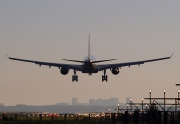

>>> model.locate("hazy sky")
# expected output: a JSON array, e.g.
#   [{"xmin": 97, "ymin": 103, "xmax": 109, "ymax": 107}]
[{"xmin": 0, "ymin": 0, "xmax": 180, "ymax": 106}]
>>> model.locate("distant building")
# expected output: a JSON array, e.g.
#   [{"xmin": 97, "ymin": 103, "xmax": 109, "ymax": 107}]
[
  {"xmin": 126, "ymin": 97, "xmax": 132, "ymax": 104},
  {"xmin": 110, "ymin": 98, "xmax": 118, "ymax": 106},
  {"xmin": 102, "ymin": 99, "xmax": 110, "ymax": 106},
  {"xmin": 77, "ymin": 103, "xmax": 88, "ymax": 106},
  {"xmin": 55, "ymin": 103, "xmax": 69, "ymax": 106},
  {"xmin": 102, "ymin": 98, "xmax": 118, "ymax": 106},
  {"xmin": 16, "ymin": 104, "xmax": 26, "ymax": 106},
  {"xmin": 89, "ymin": 99, "xmax": 96, "ymax": 105},
  {"xmin": 96, "ymin": 99, "xmax": 103, "ymax": 106},
  {"xmin": 72, "ymin": 97, "xmax": 78, "ymax": 105}
]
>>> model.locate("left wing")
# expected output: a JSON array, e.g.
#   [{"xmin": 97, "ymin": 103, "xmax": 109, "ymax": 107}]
[
  {"xmin": 7, "ymin": 56, "xmax": 82, "ymax": 71},
  {"xmin": 98, "ymin": 54, "xmax": 173, "ymax": 71}
]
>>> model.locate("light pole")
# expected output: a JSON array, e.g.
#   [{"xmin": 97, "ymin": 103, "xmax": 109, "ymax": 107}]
[
  {"xmin": 142, "ymin": 98, "xmax": 144, "ymax": 124},
  {"xmin": 149, "ymin": 89, "xmax": 152, "ymax": 106},
  {"xmin": 130, "ymin": 99, "xmax": 132, "ymax": 110},
  {"xmin": 175, "ymin": 99, "xmax": 177, "ymax": 112},
  {"xmin": 178, "ymin": 89, "xmax": 180, "ymax": 104},
  {"xmin": 142, "ymin": 98, "xmax": 144, "ymax": 112},
  {"xmin": 127, "ymin": 104, "xmax": 129, "ymax": 112},
  {"xmin": 109, "ymin": 109, "xmax": 111, "ymax": 118},
  {"xmin": 163, "ymin": 89, "xmax": 166, "ymax": 111},
  {"xmin": 136, "ymin": 104, "xmax": 139, "ymax": 110},
  {"xmin": 118, "ymin": 104, "xmax": 119, "ymax": 114}
]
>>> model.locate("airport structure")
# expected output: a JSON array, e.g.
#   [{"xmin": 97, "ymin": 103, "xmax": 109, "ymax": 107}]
[
  {"xmin": 113, "ymin": 89, "xmax": 180, "ymax": 124},
  {"xmin": 1, "ymin": 88, "xmax": 180, "ymax": 124}
]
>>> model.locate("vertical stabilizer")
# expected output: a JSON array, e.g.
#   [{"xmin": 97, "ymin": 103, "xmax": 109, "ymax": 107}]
[{"xmin": 88, "ymin": 34, "xmax": 90, "ymax": 59}]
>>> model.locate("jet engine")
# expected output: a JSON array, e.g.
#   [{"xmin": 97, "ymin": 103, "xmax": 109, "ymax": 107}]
[
  {"xmin": 111, "ymin": 68, "xmax": 119, "ymax": 75},
  {"xmin": 60, "ymin": 67, "xmax": 69, "ymax": 75}
]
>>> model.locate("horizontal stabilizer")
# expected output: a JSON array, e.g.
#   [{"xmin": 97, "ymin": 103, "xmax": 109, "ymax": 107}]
[
  {"xmin": 62, "ymin": 59, "xmax": 85, "ymax": 63},
  {"xmin": 62, "ymin": 59, "xmax": 117, "ymax": 63},
  {"xmin": 92, "ymin": 59, "xmax": 117, "ymax": 63}
]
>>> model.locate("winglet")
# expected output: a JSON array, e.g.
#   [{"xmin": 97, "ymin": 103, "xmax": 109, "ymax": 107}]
[
  {"xmin": 170, "ymin": 53, "xmax": 174, "ymax": 58},
  {"xmin": 5, "ymin": 53, "xmax": 10, "ymax": 58}
]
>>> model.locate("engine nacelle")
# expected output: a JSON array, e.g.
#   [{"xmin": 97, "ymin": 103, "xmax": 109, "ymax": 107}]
[
  {"xmin": 111, "ymin": 68, "xmax": 119, "ymax": 75},
  {"xmin": 60, "ymin": 67, "xmax": 69, "ymax": 75}
]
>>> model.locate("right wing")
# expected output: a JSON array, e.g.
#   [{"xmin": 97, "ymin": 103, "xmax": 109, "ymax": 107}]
[
  {"xmin": 7, "ymin": 56, "xmax": 82, "ymax": 71},
  {"xmin": 98, "ymin": 54, "xmax": 173, "ymax": 71}
]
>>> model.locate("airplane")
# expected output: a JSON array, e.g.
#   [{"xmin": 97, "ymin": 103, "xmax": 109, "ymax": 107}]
[{"xmin": 7, "ymin": 34, "xmax": 173, "ymax": 82}]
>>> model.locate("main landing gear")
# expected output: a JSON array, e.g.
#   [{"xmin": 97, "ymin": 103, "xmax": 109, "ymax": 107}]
[
  {"xmin": 72, "ymin": 70, "xmax": 78, "ymax": 82},
  {"xmin": 102, "ymin": 70, "xmax": 108, "ymax": 82}
]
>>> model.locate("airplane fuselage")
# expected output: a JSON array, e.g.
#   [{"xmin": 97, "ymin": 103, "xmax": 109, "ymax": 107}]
[{"xmin": 81, "ymin": 59, "xmax": 98, "ymax": 74}]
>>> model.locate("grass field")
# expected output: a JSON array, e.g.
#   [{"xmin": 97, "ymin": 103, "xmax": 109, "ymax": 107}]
[
  {"xmin": 0, "ymin": 114, "xmax": 117, "ymax": 124},
  {"xmin": 1, "ymin": 112, "xmax": 180, "ymax": 124}
]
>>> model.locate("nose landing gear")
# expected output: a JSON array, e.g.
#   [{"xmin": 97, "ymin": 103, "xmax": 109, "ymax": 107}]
[
  {"xmin": 102, "ymin": 70, "xmax": 108, "ymax": 82},
  {"xmin": 72, "ymin": 70, "xmax": 78, "ymax": 82}
]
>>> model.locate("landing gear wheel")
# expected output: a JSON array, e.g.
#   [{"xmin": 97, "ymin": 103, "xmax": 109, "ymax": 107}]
[
  {"xmin": 72, "ymin": 75, "xmax": 78, "ymax": 82},
  {"xmin": 102, "ymin": 75, "xmax": 108, "ymax": 82},
  {"xmin": 102, "ymin": 70, "xmax": 108, "ymax": 82},
  {"xmin": 72, "ymin": 70, "xmax": 78, "ymax": 82}
]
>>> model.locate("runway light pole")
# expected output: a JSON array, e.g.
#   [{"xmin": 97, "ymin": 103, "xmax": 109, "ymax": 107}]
[
  {"xmin": 142, "ymin": 98, "xmax": 144, "ymax": 112},
  {"xmin": 149, "ymin": 89, "xmax": 152, "ymax": 106},
  {"xmin": 109, "ymin": 109, "xmax": 111, "ymax": 118},
  {"xmin": 130, "ymin": 99, "xmax": 132, "ymax": 110},
  {"xmin": 164, "ymin": 89, "xmax": 166, "ymax": 111},
  {"xmin": 118, "ymin": 104, "xmax": 119, "ymax": 114},
  {"xmin": 178, "ymin": 89, "xmax": 180, "ymax": 104},
  {"xmin": 175, "ymin": 99, "xmax": 177, "ymax": 112},
  {"xmin": 127, "ymin": 104, "xmax": 129, "ymax": 112},
  {"xmin": 136, "ymin": 104, "xmax": 139, "ymax": 110}
]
